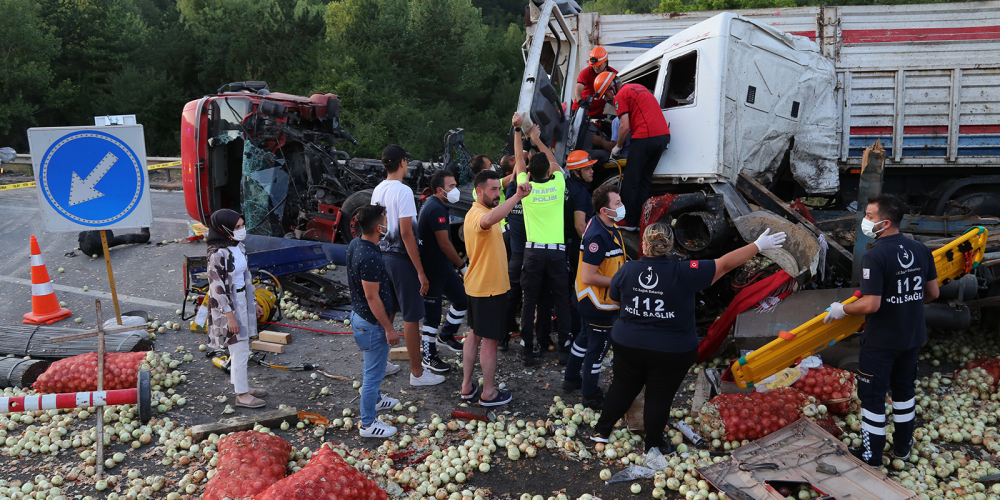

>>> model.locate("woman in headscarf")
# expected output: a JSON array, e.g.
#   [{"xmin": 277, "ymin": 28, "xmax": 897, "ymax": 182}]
[
  {"xmin": 206, "ymin": 209, "xmax": 266, "ymax": 408},
  {"xmin": 589, "ymin": 222, "xmax": 786, "ymax": 454}
]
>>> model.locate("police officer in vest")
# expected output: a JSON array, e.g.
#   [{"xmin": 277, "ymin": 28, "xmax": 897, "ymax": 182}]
[
  {"xmin": 517, "ymin": 124, "xmax": 571, "ymax": 366},
  {"xmin": 823, "ymin": 194, "xmax": 939, "ymax": 467},
  {"xmin": 564, "ymin": 184, "xmax": 626, "ymax": 409}
]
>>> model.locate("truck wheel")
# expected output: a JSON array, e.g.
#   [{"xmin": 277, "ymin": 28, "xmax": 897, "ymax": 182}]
[
  {"xmin": 338, "ymin": 189, "xmax": 373, "ymax": 242},
  {"xmin": 944, "ymin": 192, "xmax": 1000, "ymax": 218}
]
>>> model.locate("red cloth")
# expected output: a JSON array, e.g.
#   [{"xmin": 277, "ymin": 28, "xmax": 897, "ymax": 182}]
[
  {"xmin": 577, "ymin": 65, "xmax": 617, "ymax": 117},
  {"xmin": 698, "ymin": 270, "xmax": 793, "ymax": 362},
  {"xmin": 613, "ymin": 83, "xmax": 670, "ymax": 138},
  {"xmin": 640, "ymin": 193, "xmax": 678, "ymax": 238}
]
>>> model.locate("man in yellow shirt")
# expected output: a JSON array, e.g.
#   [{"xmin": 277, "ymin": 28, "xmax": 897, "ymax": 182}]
[{"xmin": 461, "ymin": 170, "xmax": 530, "ymax": 407}]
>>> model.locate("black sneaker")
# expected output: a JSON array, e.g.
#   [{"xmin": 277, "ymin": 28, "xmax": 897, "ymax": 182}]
[
  {"xmin": 849, "ymin": 447, "xmax": 882, "ymax": 467},
  {"xmin": 562, "ymin": 378, "xmax": 582, "ymax": 393},
  {"xmin": 892, "ymin": 449, "xmax": 911, "ymax": 461},
  {"xmin": 589, "ymin": 434, "xmax": 609, "ymax": 444},
  {"xmin": 498, "ymin": 340, "xmax": 510, "ymax": 352},
  {"xmin": 645, "ymin": 443, "xmax": 676, "ymax": 456},
  {"xmin": 582, "ymin": 390, "xmax": 605, "ymax": 410},
  {"xmin": 421, "ymin": 355, "xmax": 452, "ymax": 374},
  {"xmin": 437, "ymin": 336, "xmax": 464, "ymax": 353}
]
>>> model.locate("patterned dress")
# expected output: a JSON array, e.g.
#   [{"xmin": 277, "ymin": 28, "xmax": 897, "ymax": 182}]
[{"xmin": 206, "ymin": 243, "xmax": 258, "ymax": 348}]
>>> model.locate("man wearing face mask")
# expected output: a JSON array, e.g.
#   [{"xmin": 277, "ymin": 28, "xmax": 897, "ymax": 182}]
[
  {"xmin": 823, "ymin": 194, "xmax": 939, "ymax": 467},
  {"xmin": 563, "ymin": 185, "xmax": 626, "ymax": 408},
  {"xmin": 417, "ymin": 170, "xmax": 468, "ymax": 373}
]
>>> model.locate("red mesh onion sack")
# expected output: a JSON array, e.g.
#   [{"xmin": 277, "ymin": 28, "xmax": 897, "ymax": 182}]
[
  {"xmin": 32, "ymin": 351, "xmax": 148, "ymax": 393},
  {"xmin": 955, "ymin": 356, "xmax": 1000, "ymax": 400},
  {"xmin": 256, "ymin": 444, "xmax": 386, "ymax": 500},
  {"xmin": 203, "ymin": 431, "xmax": 292, "ymax": 500},
  {"xmin": 791, "ymin": 364, "xmax": 858, "ymax": 415},
  {"xmin": 699, "ymin": 387, "xmax": 813, "ymax": 443}
]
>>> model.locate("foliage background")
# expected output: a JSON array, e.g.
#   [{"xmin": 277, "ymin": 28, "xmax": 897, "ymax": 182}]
[{"xmin": 0, "ymin": 0, "xmax": 966, "ymax": 159}]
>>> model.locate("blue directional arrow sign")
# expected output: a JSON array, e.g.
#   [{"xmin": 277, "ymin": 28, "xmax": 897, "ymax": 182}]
[{"xmin": 28, "ymin": 126, "xmax": 152, "ymax": 231}]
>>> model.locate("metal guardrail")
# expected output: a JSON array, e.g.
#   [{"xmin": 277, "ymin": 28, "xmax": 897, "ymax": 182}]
[{"xmin": 1, "ymin": 155, "xmax": 183, "ymax": 191}]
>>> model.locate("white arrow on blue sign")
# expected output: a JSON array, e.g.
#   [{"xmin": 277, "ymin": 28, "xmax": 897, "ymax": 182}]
[{"xmin": 28, "ymin": 126, "xmax": 152, "ymax": 232}]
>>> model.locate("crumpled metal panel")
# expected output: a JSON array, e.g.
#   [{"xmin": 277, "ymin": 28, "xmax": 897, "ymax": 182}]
[{"xmin": 698, "ymin": 418, "xmax": 919, "ymax": 500}]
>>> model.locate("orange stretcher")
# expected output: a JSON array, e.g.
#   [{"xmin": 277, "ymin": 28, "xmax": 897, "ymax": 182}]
[{"xmin": 730, "ymin": 226, "xmax": 989, "ymax": 389}]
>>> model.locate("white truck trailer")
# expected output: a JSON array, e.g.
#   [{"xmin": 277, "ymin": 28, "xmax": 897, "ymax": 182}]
[{"xmin": 519, "ymin": 0, "xmax": 1000, "ymax": 217}]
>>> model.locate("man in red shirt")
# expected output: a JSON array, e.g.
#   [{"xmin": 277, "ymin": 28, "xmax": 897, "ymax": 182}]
[
  {"xmin": 574, "ymin": 47, "xmax": 616, "ymax": 119},
  {"xmin": 594, "ymin": 71, "xmax": 671, "ymax": 229}
]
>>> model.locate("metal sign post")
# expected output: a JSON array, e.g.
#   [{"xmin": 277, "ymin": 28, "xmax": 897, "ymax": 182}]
[
  {"xmin": 94, "ymin": 301, "xmax": 106, "ymax": 480},
  {"xmin": 27, "ymin": 125, "xmax": 152, "ymax": 323}
]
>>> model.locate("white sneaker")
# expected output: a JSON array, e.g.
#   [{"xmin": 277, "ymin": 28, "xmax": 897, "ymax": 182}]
[
  {"xmin": 359, "ymin": 419, "xmax": 397, "ymax": 438},
  {"xmin": 385, "ymin": 361, "xmax": 401, "ymax": 376},
  {"xmin": 376, "ymin": 393, "xmax": 399, "ymax": 411},
  {"xmin": 410, "ymin": 369, "xmax": 446, "ymax": 386}
]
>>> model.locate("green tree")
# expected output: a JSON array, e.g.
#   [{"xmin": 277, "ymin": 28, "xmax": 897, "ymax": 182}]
[
  {"xmin": 320, "ymin": 0, "xmax": 523, "ymax": 160},
  {"xmin": 0, "ymin": 0, "xmax": 59, "ymax": 150},
  {"xmin": 584, "ymin": 0, "xmax": 658, "ymax": 14},
  {"xmin": 177, "ymin": 0, "xmax": 326, "ymax": 96}
]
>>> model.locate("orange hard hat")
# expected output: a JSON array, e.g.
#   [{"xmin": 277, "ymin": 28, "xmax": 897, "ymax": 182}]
[
  {"xmin": 594, "ymin": 71, "xmax": 618, "ymax": 100},
  {"xmin": 589, "ymin": 47, "xmax": 608, "ymax": 68},
  {"xmin": 566, "ymin": 150, "xmax": 597, "ymax": 170}
]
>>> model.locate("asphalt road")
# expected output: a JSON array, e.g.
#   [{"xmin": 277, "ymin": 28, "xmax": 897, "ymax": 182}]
[{"xmin": 0, "ymin": 187, "xmax": 639, "ymax": 498}]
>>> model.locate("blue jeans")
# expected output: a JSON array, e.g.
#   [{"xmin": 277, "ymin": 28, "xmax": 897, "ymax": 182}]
[{"xmin": 351, "ymin": 312, "xmax": 389, "ymax": 427}]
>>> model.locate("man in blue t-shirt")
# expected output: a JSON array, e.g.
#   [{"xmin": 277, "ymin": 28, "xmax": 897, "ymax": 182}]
[
  {"xmin": 346, "ymin": 204, "xmax": 401, "ymax": 438},
  {"xmin": 824, "ymin": 194, "xmax": 939, "ymax": 467},
  {"xmin": 417, "ymin": 171, "xmax": 468, "ymax": 374}
]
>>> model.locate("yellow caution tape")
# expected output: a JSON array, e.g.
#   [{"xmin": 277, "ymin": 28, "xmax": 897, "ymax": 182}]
[
  {"xmin": 0, "ymin": 181, "xmax": 36, "ymax": 191},
  {"xmin": 1, "ymin": 160, "xmax": 180, "ymax": 194},
  {"xmin": 148, "ymin": 161, "xmax": 182, "ymax": 170}
]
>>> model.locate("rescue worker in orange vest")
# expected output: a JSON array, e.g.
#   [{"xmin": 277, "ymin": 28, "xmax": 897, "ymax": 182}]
[
  {"xmin": 574, "ymin": 47, "xmax": 617, "ymax": 119},
  {"xmin": 594, "ymin": 71, "xmax": 671, "ymax": 230}
]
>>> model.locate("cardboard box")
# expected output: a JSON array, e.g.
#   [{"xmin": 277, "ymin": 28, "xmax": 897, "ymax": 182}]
[
  {"xmin": 251, "ymin": 341, "xmax": 285, "ymax": 353},
  {"xmin": 389, "ymin": 347, "xmax": 409, "ymax": 360},
  {"xmin": 258, "ymin": 330, "xmax": 291, "ymax": 345}
]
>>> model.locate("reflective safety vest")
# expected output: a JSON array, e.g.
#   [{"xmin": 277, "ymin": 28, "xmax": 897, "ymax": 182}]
[
  {"xmin": 575, "ymin": 218, "xmax": 625, "ymax": 314},
  {"xmin": 518, "ymin": 171, "xmax": 566, "ymax": 245}
]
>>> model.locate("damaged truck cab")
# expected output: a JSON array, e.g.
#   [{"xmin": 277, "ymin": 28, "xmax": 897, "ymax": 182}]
[
  {"xmin": 614, "ymin": 13, "xmax": 839, "ymax": 194},
  {"xmin": 181, "ymin": 82, "xmax": 363, "ymax": 242}
]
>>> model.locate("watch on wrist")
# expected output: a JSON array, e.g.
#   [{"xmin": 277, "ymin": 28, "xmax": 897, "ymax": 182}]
[{"xmin": 514, "ymin": 127, "xmax": 522, "ymax": 132}]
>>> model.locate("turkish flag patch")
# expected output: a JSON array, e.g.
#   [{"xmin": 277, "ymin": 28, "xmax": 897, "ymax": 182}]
[
  {"xmin": 438, "ymin": 217, "xmax": 447, "ymax": 224},
  {"xmin": 588, "ymin": 242, "xmax": 599, "ymax": 253},
  {"xmin": 690, "ymin": 261, "xmax": 699, "ymax": 269}
]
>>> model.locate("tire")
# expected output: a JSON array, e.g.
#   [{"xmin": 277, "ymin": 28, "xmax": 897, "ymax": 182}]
[
  {"xmin": 337, "ymin": 188, "xmax": 373, "ymax": 243},
  {"xmin": 943, "ymin": 192, "xmax": 1000, "ymax": 218}
]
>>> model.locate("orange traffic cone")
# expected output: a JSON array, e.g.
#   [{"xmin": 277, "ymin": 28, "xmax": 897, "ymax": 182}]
[{"xmin": 23, "ymin": 235, "xmax": 72, "ymax": 325}]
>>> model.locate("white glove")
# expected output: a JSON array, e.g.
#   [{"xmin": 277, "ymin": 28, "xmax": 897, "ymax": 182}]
[
  {"xmin": 611, "ymin": 145, "xmax": 622, "ymax": 157},
  {"xmin": 460, "ymin": 265, "xmax": 468, "ymax": 277},
  {"xmin": 753, "ymin": 228, "xmax": 786, "ymax": 252},
  {"xmin": 823, "ymin": 302, "xmax": 846, "ymax": 323}
]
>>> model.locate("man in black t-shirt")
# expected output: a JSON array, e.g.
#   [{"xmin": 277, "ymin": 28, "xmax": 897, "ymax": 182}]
[
  {"xmin": 824, "ymin": 194, "xmax": 939, "ymax": 467},
  {"xmin": 417, "ymin": 171, "xmax": 468, "ymax": 374},
  {"xmin": 346, "ymin": 204, "xmax": 401, "ymax": 438}
]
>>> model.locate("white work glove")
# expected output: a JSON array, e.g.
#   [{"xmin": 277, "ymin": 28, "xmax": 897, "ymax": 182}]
[
  {"xmin": 460, "ymin": 265, "xmax": 468, "ymax": 277},
  {"xmin": 753, "ymin": 228, "xmax": 786, "ymax": 252},
  {"xmin": 611, "ymin": 145, "xmax": 622, "ymax": 157},
  {"xmin": 823, "ymin": 302, "xmax": 846, "ymax": 323}
]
